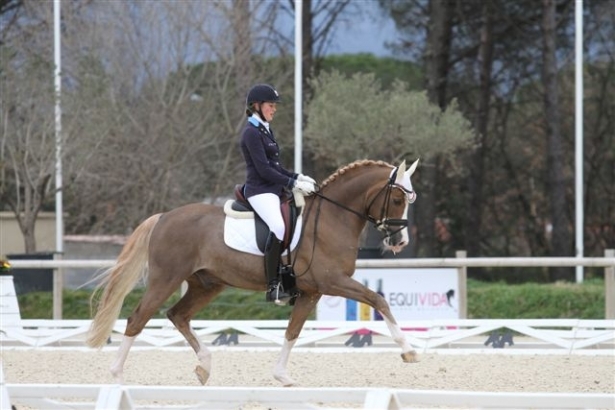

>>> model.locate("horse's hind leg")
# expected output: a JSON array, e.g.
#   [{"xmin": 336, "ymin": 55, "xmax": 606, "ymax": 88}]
[
  {"xmin": 273, "ymin": 293, "xmax": 321, "ymax": 386},
  {"xmin": 110, "ymin": 273, "xmax": 185, "ymax": 383},
  {"xmin": 166, "ymin": 276, "xmax": 226, "ymax": 385},
  {"xmin": 109, "ymin": 335, "xmax": 135, "ymax": 383}
]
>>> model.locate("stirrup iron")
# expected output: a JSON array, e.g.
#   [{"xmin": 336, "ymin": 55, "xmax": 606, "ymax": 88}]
[{"xmin": 267, "ymin": 281, "xmax": 291, "ymax": 306}]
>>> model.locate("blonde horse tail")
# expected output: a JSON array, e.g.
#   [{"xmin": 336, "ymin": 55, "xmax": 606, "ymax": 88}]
[{"xmin": 86, "ymin": 213, "xmax": 162, "ymax": 348}]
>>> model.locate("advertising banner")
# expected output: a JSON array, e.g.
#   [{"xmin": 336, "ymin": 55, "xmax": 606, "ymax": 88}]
[{"xmin": 316, "ymin": 268, "xmax": 460, "ymax": 321}]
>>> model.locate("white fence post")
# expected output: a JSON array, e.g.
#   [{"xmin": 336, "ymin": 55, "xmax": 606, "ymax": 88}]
[
  {"xmin": 605, "ymin": 249, "xmax": 615, "ymax": 320},
  {"xmin": 456, "ymin": 250, "xmax": 467, "ymax": 319}
]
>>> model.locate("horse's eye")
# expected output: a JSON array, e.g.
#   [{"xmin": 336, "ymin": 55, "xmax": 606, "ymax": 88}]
[{"xmin": 393, "ymin": 198, "xmax": 404, "ymax": 206}]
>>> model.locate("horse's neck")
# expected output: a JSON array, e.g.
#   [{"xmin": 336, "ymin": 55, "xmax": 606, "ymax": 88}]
[
  {"xmin": 323, "ymin": 166, "xmax": 386, "ymax": 206},
  {"xmin": 311, "ymin": 166, "xmax": 388, "ymax": 238}
]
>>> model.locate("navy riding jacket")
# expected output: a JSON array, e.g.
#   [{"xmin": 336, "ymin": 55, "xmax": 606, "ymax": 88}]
[{"xmin": 240, "ymin": 116, "xmax": 297, "ymax": 198}]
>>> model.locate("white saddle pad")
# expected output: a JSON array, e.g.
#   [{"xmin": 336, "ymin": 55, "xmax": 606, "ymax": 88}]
[{"xmin": 223, "ymin": 200, "xmax": 302, "ymax": 256}]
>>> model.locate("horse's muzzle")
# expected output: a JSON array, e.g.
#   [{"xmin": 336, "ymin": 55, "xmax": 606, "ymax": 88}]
[{"xmin": 382, "ymin": 230, "xmax": 408, "ymax": 254}]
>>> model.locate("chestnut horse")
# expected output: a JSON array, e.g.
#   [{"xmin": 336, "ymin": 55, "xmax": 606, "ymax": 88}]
[{"xmin": 86, "ymin": 159, "xmax": 419, "ymax": 386}]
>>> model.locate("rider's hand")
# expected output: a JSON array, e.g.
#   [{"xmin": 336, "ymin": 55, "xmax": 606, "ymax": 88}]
[
  {"xmin": 294, "ymin": 180, "xmax": 316, "ymax": 195},
  {"xmin": 297, "ymin": 174, "xmax": 316, "ymax": 185}
]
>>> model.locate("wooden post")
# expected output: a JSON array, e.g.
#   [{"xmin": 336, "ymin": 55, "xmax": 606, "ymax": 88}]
[
  {"xmin": 456, "ymin": 250, "xmax": 467, "ymax": 319},
  {"xmin": 605, "ymin": 249, "xmax": 614, "ymax": 320}
]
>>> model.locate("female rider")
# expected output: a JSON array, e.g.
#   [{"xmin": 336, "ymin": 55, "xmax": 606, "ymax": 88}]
[{"xmin": 240, "ymin": 84, "xmax": 316, "ymax": 305}]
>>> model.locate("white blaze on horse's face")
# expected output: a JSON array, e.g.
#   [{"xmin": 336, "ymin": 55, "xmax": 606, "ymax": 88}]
[{"xmin": 382, "ymin": 159, "xmax": 419, "ymax": 254}]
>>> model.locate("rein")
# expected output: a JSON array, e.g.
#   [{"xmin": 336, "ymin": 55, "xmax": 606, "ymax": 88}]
[{"xmin": 313, "ymin": 190, "xmax": 376, "ymax": 225}]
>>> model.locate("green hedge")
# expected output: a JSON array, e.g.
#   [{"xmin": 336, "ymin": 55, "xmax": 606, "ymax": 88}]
[
  {"xmin": 17, "ymin": 279, "xmax": 606, "ymax": 320},
  {"xmin": 466, "ymin": 279, "xmax": 605, "ymax": 319}
]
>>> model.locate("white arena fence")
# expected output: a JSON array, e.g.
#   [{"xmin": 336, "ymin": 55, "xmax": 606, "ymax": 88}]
[
  {"xmin": 1, "ymin": 318, "xmax": 614, "ymax": 353},
  {"xmin": 4, "ymin": 250, "xmax": 615, "ymax": 320},
  {"xmin": 1, "ymin": 321, "xmax": 613, "ymax": 410},
  {"xmin": 2, "ymin": 382, "xmax": 614, "ymax": 410},
  {"xmin": 2, "ymin": 269, "xmax": 614, "ymax": 410}
]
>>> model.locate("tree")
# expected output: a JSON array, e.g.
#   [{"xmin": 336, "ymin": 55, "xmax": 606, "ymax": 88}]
[
  {"xmin": 0, "ymin": 1, "xmax": 298, "ymax": 242},
  {"xmin": 419, "ymin": 0, "xmax": 454, "ymax": 258},
  {"xmin": 4, "ymin": 0, "xmax": 613, "ymax": 271},
  {"xmin": 465, "ymin": 1, "xmax": 494, "ymax": 260},
  {"xmin": 0, "ymin": 0, "xmax": 22, "ymax": 37},
  {"xmin": 303, "ymin": 69, "xmax": 473, "ymax": 256},
  {"xmin": 542, "ymin": 0, "xmax": 573, "ymax": 280},
  {"xmin": 304, "ymin": 71, "xmax": 473, "ymax": 176},
  {"xmin": 0, "ymin": 53, "xmax": 56, "ymax": 252},
  {"xmin": 376, "ymin": 0, "xmax": 583, "ymax": 265},
  {"xmin": 0, "ymin": 1, "xmax": 62, "ymax": 253},
  {"xmin": 581, "ymin": 1, "xmax": 615, "ymax": 255},
  {"xmin": 378, "ymin": 0, "xmax": 455, "ymax": 257},
  {"xmin": 279, "ymin": 0, "xmax": 356, "ymax": 177}
]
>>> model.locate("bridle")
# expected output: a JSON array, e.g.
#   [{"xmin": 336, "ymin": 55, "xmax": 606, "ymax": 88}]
[
  {"xmin": 313, "ymin": 167, "xmax": 416, "ymax": 241},
  {"xmin": 290, "ymin": 166, "xmax": 416, "ymax": 277}
]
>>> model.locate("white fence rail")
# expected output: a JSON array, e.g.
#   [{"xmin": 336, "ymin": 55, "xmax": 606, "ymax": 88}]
[
  {"xmin": 3, "ymin": 384, "xmax": 614, "ymax": 410},
  {"xmin": 5, "ymin": 250, "xmax": 615, "ymax": 319},
  {"xmin": 2, "ymin": 319, "xmax": 614, "ymax": 353}
]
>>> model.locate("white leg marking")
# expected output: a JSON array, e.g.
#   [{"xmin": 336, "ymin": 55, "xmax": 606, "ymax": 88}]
[
  {"xmin": 384, "ymin": 317, "xmax": 414, "ymax": 353},
  {"xmin": 192, "ymin": 328, "xmax": 212, "ymax": 385},
  {"xmin": 110, "ymin": 335, "xmax": 135, "ymax": 384},
  {"xmin": 196, "ymin": 343, "xmax": 211, "ymax": 371},
  {"xmin": 273, "ymin": 339, "xmax": 297, "ymax": 386}
]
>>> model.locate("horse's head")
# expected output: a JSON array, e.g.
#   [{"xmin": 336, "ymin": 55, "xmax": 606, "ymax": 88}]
[
  {"xmin": 317, "ymin": 159, "xmax": 419, "ymax": 255},
  {"xmin": 367, "ymin": 159, "xmax": 419, "ymax": 254}
]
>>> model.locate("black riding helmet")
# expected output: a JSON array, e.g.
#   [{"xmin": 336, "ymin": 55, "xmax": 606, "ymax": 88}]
[
  {"xmin": 247, "ymin": 84, "xmax": 281, "ymax": 105},
  {"xmin": 246, "ymin": 84, "xmax": 281, "ymax": 117}
]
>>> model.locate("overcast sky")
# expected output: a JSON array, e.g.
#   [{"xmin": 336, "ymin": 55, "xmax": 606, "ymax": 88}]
[
  {"xmin": 275, "ymin": 2, "xmax": 399, "ymax": 58},
  {"xmin": 326, "ymin": 10, "xmax": 398, "ymax": 57}
]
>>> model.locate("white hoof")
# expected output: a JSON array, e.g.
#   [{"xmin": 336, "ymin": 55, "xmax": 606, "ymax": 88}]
[
  {"xmin": 109, "ymin": 365, "xmax": 124, "ymax": 384},
  {"xmin": 110, "ymin": 372, "xmax": 123, "ymax": 384},
  {"xmin": 274, "ymin": 372, "xmax": 296, "ymax": 387}
]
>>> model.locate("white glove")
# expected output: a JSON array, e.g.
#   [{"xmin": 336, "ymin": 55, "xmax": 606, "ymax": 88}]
[
  {"xmin": 294, "ymin": 180, "xmax": 316, "ymax": 194},
  {"xmin": 298, "ymin": 173, "xmax": 316, "ymax": 184}
]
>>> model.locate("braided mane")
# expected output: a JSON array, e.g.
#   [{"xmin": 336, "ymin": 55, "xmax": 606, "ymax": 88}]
[{"xmin": 320, "ymin": 159, "xmax": 392, "ymax": 188}]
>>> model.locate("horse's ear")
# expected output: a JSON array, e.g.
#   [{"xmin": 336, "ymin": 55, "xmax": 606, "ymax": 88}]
[
  {"xmin": 395, "ymin": 160, "xmax": 406, "ymax": 183},
  {"xmin": 406, "ymin": 158, "xmax": 419, "ymax": 177}
]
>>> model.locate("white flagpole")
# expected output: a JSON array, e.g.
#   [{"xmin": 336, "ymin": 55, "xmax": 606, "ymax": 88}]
[
  {"xmin": 53, "ymin": 0, "xmax": 64, "ymax": 318},
  {"xmin": 575, "ymin": 0, "xmax": 584, "ymax": 283},
  {"xmin": 294, "ymin": 0, "xmax": 303, "ymax": 174}
]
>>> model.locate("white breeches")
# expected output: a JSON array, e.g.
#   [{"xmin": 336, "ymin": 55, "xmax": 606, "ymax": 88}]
[{"xmin": 247, "ymin": 193, "xmax": 285, "ymax": 241}]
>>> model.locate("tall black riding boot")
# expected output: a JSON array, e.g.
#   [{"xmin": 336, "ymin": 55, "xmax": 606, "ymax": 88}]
[{"xmin": 264, "ymin": 233, "xmax": 291, "ymax": 305}]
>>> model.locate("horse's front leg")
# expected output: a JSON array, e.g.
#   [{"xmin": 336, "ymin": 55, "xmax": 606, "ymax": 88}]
[
  {"xmin": 382, "ymin": 316, "xmax": 419, "ymax": 363},
  {"xmin": 274, "ymin": 293, "xmax": 322, "ymax": 386},
  {"xmin": 327, "ymin": 276, "xmax": 418, "ymax": 363},
  {"xmin": 372, "ymin": 298, "xmax": 418, "ymax": 362}
]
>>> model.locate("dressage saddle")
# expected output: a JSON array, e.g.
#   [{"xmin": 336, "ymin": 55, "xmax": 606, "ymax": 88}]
[{"xmin": 229, "ymin": 184, "xmax": 302, "ymax": 254}]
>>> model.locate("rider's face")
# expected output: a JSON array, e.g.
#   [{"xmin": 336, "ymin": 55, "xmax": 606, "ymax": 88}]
[{"xmin": 259, "ymin": 102, "xmax": 277, "ymax": 122}]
